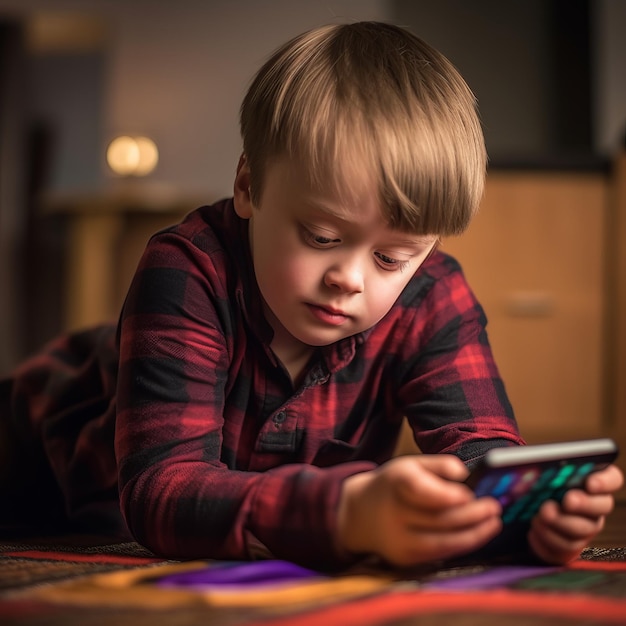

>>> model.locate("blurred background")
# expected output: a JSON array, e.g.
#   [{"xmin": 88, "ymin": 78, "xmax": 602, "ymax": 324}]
[{"xmin": 0, "ymin": 0, "xmax": 625, "ymax": 450}]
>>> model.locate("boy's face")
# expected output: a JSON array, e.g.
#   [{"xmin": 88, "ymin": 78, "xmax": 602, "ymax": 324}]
[{"xmin": 234, "ymin": 156, "xmax": 437, "ymax": 353}]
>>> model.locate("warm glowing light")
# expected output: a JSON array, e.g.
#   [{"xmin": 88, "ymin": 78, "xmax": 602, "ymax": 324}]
[{"xmin": 106, "ymin": 135, "xmax": 159, "ymax": 176}]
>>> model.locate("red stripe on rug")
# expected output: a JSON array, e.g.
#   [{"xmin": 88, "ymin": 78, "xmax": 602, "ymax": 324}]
[
  {"xmin": 571, "ymin": 560, "xmax": 626, "ymax": 571},
  {"xmin": 3, "ymin": 550, "xmax": 164, "ymax": 565},
  {"xmin": 251, "ymin": 589, "xmax": 626, "ymax": 626},
  {"xmin": 0, "ymin": 599, "xmax": 65, "ymax": 618}
]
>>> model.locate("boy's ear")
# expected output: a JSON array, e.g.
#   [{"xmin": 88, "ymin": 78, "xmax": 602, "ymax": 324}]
[{"xmin": 233, "ymin": 154, "xmax": 253, "ymax": 219}]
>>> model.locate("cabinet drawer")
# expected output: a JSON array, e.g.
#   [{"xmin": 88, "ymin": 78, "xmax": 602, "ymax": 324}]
[{"xmin": 443, "ymin": 172, "xmax": 608, "ymax": 442}]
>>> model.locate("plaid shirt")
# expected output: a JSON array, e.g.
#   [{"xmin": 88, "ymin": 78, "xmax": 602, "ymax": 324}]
[
  {"xmin": 6, "ymin": 198, "xmax": 523, "ymax": 569},
  {"xmin": 114, "ymin": 199, "xmax": 522, "ymax": 569}
]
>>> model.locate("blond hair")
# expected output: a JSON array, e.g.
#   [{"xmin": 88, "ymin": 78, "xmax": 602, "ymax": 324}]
[{"xmin": 240, "ymin": 22, "xmax": 486, "ymax": 236}]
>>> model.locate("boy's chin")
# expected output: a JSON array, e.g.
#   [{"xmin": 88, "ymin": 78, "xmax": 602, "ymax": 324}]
[{"xmin": 293, "ymin": 330, "xmax": 361, "ymax": 348}]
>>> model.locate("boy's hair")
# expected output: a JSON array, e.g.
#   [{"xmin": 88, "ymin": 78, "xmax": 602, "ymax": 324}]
[{"xmin": 240, "ymin": 21, "xmax": 486, "ymax": 236}]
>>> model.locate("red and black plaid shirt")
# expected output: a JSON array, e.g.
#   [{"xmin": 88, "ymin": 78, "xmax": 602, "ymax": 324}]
[
  {"xmin": 7, "ymin": 198, "xmax": 523, "ymax": 569},
  {"xmin": 115, "ymin": 199, "xmax": 522, "ymax": 567}
]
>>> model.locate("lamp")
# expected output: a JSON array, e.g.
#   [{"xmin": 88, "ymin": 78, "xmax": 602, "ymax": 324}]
[{"xmin": 106, "ymin": 135, "xmax": 159, "ymax": 177}]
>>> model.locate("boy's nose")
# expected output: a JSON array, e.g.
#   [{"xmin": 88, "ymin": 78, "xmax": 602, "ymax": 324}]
[{"xmin": 323, "ymin": 260, "xmax": 365, "ymax": 293}]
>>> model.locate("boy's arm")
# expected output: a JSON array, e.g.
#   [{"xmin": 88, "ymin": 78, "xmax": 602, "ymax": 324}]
[
  {"xmin": 115, "ymin": 229, "xmax": 373, "ymax": 569},
  {"xmin": 398, "ymin": 254, "xmax": 525, "ymax": 464}
]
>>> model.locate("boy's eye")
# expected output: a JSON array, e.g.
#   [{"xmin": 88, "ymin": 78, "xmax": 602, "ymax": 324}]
[
  {"xmin": 313, "ymin": 235, "xmax": 335, "ymax": 245},
  {"xmin": 302, "ymin": 228, "xmax": 340, "ymax": 248},
  {"xmin": 374, "ymin": 251, "xmax": 410, "ymax": 272}
]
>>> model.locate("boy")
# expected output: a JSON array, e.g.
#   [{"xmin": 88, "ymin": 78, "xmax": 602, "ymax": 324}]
[{"xmin": 1, "ymin": 22, "xmax": 622, "ymax": 571}]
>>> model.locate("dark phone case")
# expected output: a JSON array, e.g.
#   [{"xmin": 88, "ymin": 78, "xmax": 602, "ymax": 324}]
[{"xmin": 459, "ymin": 438, "xmax": 619, "ymax": 562}]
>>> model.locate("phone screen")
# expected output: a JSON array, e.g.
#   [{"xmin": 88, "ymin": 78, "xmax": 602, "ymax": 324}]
[{"xmin": 469, "ymin": 454, "xmax": 611, "ymax": 524}]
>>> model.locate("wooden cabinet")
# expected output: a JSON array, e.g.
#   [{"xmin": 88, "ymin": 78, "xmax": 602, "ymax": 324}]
[
  {"xmin": 611, "ymin": 153, "xmax": 626, "ymax": 455},
  {"xmin": 443, "ymin": 170, "xmax": 609, "ymax": 444},
  {"xmin": 44, "ymin": 185, "xmax": 204, "ymax": 331}
]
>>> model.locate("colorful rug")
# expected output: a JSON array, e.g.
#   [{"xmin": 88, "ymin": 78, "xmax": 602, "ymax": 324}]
[{"xmin": 1, "ymin": 538, "xmax": 625, "ymax": 625}]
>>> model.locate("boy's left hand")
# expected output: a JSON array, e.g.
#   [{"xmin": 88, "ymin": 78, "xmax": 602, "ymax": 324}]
[{"xmin": 527, "ymin": 464, "xmax": 624, "ymax": 564}]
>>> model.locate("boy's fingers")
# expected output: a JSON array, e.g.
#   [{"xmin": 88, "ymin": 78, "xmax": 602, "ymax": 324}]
[
  {"xmin": 393, "ymin": 456, "xmax": 472, "ymax": 509},
  {"xmin": 405, "ymin": 496, "xmax": 501, "ymax": 532},
  {"xmin": 537, "ymin": 500, "xmax": 605, "ymax": 538},
  {"xmin": 561, "ymin": 489, "xmax": 615, "ymax": 518},
  {"xmin": 415, "ymin": 454, "xmax": 470, "ymax": 482},
  {"xmin": 585, "ymin": 464, "xmax": 624, "ymax": 493},
  {"xmin": 527, "ymin": 524, "xmax": 587, "ymax": 565},
  {"xmin": 402, "ymin": 515, "xmax": 502, "ymax": 564}
]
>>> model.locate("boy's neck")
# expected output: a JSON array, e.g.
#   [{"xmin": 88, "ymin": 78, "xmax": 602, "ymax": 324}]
[
  {"xmin": 269, "ymin": 330, "xmax": 315, "ymax": 386},
  {"xmin": 263, "ymin": 304, "xmax": 316, "ymax": 385},
  {"xmin": 275, "ymin": 347, "xmax": 315, "ymax": 387}
]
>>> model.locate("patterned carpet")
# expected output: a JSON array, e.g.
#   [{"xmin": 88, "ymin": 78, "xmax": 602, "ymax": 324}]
[
  {"xmin": 0, "ymin": 498, "xmax": 623, "ymax": 625},
  {"xmin": 1, "ymin": 535, "xmax": 625, "ymax": 626}
]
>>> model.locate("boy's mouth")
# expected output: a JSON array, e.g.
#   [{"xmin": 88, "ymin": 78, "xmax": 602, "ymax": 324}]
[{"xmin": 306, "ymin": 303, "xmax": 350, "ymax": 325}]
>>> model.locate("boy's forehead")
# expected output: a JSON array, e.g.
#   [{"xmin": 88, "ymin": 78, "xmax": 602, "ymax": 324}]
[
  {"xmin": 266, "ymin": 157, "xmax": 372, "ymax": 211},
  {"xmin": 269, "ymin": 151, "xmax": 380, "ymax": 208}
]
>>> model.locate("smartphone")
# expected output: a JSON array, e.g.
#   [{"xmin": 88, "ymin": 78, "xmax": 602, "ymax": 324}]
[{"xmin": 461, "ymin": 438, "xmax": 619, "ymax": 561}]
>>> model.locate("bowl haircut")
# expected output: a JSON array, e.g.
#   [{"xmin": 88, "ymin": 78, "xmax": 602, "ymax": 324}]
[{"xmin": 240, "ymin": 21, "xmax": 487, "ymax": 237}]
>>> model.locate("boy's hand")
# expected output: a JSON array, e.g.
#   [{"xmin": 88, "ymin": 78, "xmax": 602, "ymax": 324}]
[
  {"xmin": 527, "ymin": 464, "xmax": 624, "ymax": 564},
  {"xmin": 336, "ymin": 455, "xmax": 502, "ymax": 567}
]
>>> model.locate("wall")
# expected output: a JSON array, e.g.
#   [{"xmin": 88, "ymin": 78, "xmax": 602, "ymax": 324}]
[
  {"xmin": 0, "ymin": 0, "xmax": 390, "ymax": 199},
  {"xmin": 392, "ymin": 0, "xmax": 556, "ymax": 162},
  {"xmin": 105, "ymin": 0, "xmax": 390, "ymax": 198},
  {"xmin": 595, "ymin": 0, "xmax": 626, "ymax": 153},
  {"xmin": 1, "ymin": 0, "xmax": 624, "ymax": 195},
  {"xmin": 392, "ymin": 0, "xmax": 626, "ymax": 161},
  {"xmin": 27, "ymin": 51, "xmax": 105, "ymax": 190}
]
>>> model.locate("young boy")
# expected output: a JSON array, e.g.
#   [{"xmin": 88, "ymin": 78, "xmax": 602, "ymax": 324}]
[{"xmin": 1, "ymin": 22, "xmax": 622, "ymax": 571}]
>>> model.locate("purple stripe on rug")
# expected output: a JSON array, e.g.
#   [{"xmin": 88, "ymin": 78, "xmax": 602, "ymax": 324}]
[{"xmin": 423, "ymin": 565, "xmax": 562, "ymax": 591}]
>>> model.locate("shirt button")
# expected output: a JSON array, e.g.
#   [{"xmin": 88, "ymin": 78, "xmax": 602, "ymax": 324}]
[{"xmin": 273, "ymin": 411, "xmax": 287, "ymax": 428}]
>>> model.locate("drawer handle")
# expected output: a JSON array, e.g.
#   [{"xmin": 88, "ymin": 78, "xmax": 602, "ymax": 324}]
[{"xmin": 504, "ymin": 291, "xmax": 555, "ymax": 317}]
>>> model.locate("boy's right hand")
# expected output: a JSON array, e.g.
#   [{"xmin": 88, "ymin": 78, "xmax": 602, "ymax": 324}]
[{"xmin": 336, "ymin": 455, "xmax": 502, "ymax": 567}]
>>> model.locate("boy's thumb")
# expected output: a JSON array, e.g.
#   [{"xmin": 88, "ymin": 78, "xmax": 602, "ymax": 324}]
[{"xmin": 411, "ymin": 454, "xmax": 469, "ymax": 482}]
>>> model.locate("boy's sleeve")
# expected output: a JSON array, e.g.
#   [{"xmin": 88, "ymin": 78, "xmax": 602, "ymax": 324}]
[
  {"xmin": 115, "ymin": 230, "xmax": 372, "ymax": 570},
  {"xmin": 399, "ymin": 255, "xmax": 525, "ymax": 467}
]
